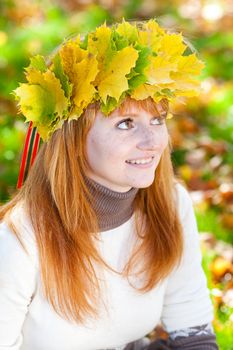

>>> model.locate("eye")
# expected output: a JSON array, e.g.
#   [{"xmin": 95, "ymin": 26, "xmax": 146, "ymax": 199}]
[
  {"xmin": 116, "ymin": 118, "xmax": 135, "ymax": 130},
  {"xmin": 151, "ymin": 116, "xmax": 166, "ymax": 125}
]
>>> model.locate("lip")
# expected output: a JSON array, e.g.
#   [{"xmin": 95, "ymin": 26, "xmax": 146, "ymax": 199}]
[
  {"xmin": 126, "ymin": 156, "xmax": 155, "ymax": 162},
  {"xmin": 125, "ymin": 157, "xmax": 154, "ymax": 168}
]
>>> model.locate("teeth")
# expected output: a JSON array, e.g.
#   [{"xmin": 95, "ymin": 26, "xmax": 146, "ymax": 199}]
[{"xmin": 127, "ymin": 157, "xmax": 153, "ymax": 165}]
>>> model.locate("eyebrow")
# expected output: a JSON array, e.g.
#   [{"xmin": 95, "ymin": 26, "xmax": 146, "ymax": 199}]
[
  {"xmin": 118, "ymin": 112, "xmax": 140, "ymax": 117},
  {"xmin": 110, "ymin": 111, "xmax": 167, "ymax": 119}
]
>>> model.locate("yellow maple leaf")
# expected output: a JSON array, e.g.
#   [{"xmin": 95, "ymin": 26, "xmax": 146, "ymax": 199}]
[
  {"xmin": 14, "ymin": 69, "xmax": 68, "ymax": 140},
  {"xmin": 14, "ymin": 84, "xmax": 51, "ymax": 123},
  {"xmin": 87, "ymin": 23, "xmax": 112, "ymax": 72},
  {"xmin": 176, "ymin": 53, "xmax": 205, "ymax": 75},
  {"xmin": 97, "ymin": 46, "xmax": 138, "ymax": 104},
  {"xmin": 138, "ymin": 19, "xmax": 164, "ymax": 52},
  {"xmin": 28, "ymin": 69, "xmax": 68, "ymax": 117},
  {"xmin": 59, "ymin": 40, "xmax": 87, "ymax": 82},
  {"xmin": 171, "ymin": 80, "xmax": 202, "ymax": 97},
  {"xmin": 166, "ymin": 54, "xmax": 205, "ymax": 96},
  {"xmin": 71, "ymin": 53, "xmax": 99, "ymax": 118},
  {"xmin": 58, "ymin": 40, "xmax": 99, "ymax": 117},
  {"xmin": 116, "ymin": 19, "xmax": 138, "ymax": 43},
  {"xmin": 158, "ymin": 33, "xmax": 186, "ymax": 59},
  {"xmin": 130, "ymin": 83, "xmax": 160, "ymax": 100},
  {"xmin": 142, "ymin": 19, "xmax": 165, "ymax": 36},
  {"xmin": 14, "ymin": 84, "xmax": 58, "ymax": 140},
  {"xmin": 145, "ymin": 55, "xmax": 177, "ymax": 84},
  {"xmin": 173, "ymin": 88, "xmax": 201, "ymax": 97}
]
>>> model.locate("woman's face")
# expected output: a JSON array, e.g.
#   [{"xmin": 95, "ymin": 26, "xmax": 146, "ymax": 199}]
[{"xmin": 85, "ymin": 103, "xmax": 169, "ymax": 192}]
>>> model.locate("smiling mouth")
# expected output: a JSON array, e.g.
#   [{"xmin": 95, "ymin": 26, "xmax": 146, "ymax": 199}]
[{"xmin": 125, "ymin": 156, "xmax": 154, "ymax": 165}]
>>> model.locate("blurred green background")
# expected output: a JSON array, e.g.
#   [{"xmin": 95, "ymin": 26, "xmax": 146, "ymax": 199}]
[{"xmin": 0, "ymin": 0, "xmax": 233, "ymax": 349}]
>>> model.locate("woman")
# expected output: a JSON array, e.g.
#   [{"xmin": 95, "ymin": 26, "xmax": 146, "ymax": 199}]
[{"xmin": 0, "ymin": 19, "xmax": 218, "ymax": 349}]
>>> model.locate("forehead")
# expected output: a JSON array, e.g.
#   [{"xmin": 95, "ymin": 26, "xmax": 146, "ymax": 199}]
[
  {"xmin": 92, "ymin": 98, "xmax": 169, "ymax": 125},
  {"xmin": 109, "ymin": 100, "xmax": 167, "ymax": 119}
]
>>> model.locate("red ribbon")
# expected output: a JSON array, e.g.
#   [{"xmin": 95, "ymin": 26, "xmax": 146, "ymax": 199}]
[{"xmin": 17, "ymin": 122, "xmax": 41, "ymax": 189}]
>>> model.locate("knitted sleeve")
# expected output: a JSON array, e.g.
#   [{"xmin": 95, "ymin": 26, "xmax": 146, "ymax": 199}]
[
  {"xmin": 167, "ymin": 322, "xmax": 219, "ymax": 349},
  {"xmin": 125, "ymin": 325, "xmax": 219, "ymax": 350}
]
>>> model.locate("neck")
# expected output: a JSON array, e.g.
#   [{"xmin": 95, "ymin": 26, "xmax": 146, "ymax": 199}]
[{"xmin": 83, "ymin": 175, "xmax": 139, "ymax": 232}]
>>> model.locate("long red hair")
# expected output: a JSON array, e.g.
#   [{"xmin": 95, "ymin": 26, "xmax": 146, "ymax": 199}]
[{"xmin": 0, "ymin": 96, "xmax": 183, "ymax": 323}]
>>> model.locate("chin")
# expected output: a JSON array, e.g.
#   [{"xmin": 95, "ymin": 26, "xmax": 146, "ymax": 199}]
[{"xmin": 130, "ymin": 178, "xmax": 155, "ymax": 189}]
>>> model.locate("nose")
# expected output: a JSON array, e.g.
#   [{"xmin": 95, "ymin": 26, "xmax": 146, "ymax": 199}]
[{"xmin": 136, "ymin": 128, "xmax": 161, "ymax": 151}]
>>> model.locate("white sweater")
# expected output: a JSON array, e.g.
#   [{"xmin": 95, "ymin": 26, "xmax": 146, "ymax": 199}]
[{"xmin": 0, "ymin": 184, "xmax": 213, "ymax": 350}]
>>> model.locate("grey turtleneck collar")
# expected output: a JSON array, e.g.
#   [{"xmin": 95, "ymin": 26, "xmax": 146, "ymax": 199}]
[{"xmin": 84, "ymin": 176, "xmax": 139, "ymax": 232}]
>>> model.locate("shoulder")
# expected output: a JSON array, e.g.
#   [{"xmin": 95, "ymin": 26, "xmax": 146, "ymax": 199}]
[
  {"xmin": 0, "ymin": 203, "xmax": 38, "ymax": 306},
  {"xmin": 0, "ymin": 202, "xmax": 38, "ymax": 268},
  {"xmin": 173, "ymin": 181, "xmax": 194, "ymax": 222},
  {"xmin": 173, "ymin": 181, "xmax": 200, "ymax": 246}
]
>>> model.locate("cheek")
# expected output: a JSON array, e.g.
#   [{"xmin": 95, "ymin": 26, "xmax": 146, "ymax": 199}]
[
  {"xmin": 159, "ymin": 127, "xmax": 169, "ymax": 151},
  {"xmin": 86, "ymin": 135, "xmax": 103, "ymax": 164},
  {"xmin": 86, "ymin": 131, "xmax": 120, "ymax": 165}
]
